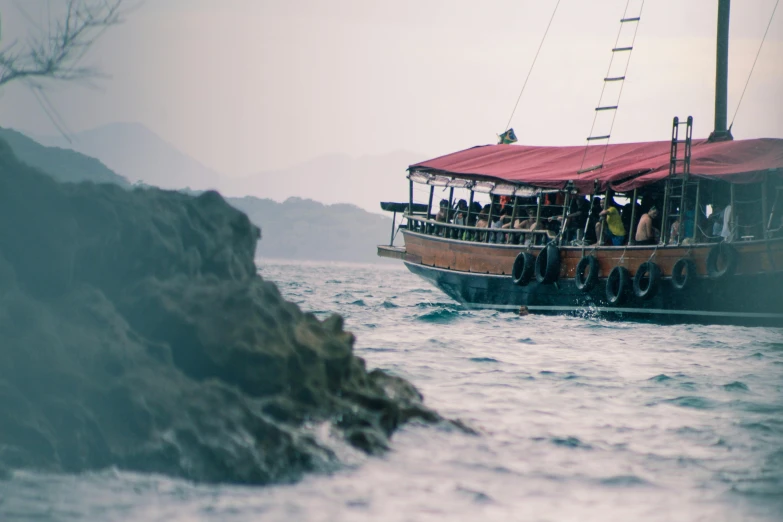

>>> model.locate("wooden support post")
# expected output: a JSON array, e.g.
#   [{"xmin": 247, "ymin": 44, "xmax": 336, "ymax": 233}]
[
  {"xmin": 628, "ymin": 188, "xmax": 638, "ymax": 245},
  {"xmin": 535, "ymin": 193, "xmax": 542, "ymax": 240},
  {"xmin": 447, "ymin": 186, "xmax": 455, "ymax": 237},
  {"xmin": 486, "ymin": 195, "xmax": 494, "ymax": 243},
  {"xmin": 761, "ymin": 177, "xmax": 769, "ymax": 239},
  {"xmin": 582, "ymin": 189, "xmax": 598, "ymax": 254},
  {"xmin": 692, "ymin": 180, "xmax": 701, "ymax": 242},
  {"xmin": 466, "ymin": 190, "xmax": 475, "ymax": 241},
  {"xmin": 598, "ymin": 189, "xmax": 609, "ymax": 246},
  {"xmin": 508, "ymin": 195, "xmax": 519, "ymax": 244},
  {"xmin": 558, "ymin": 191, "xmax": 570, "ymax": 246},
  {"xmin": 408, "ymin": 178, "xmax": 414, "ymax": 230},
  {"xmin": 729, "ymin": 183, "xmax": 737, "ymax": 242},
  {"xmin": 389, "ymin": 211, "xmax": 396, "ymax": 246},
  {"xmin": 426, "ymin": 185, "xmax": 434, "ymax": 234},
  {"xmin": 661, "ymin": 180, "xmax": 671, "ymax": 245}
]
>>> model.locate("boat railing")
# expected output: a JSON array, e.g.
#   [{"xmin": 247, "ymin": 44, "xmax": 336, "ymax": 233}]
[{"xmin": 404, "ymin": 213, "xmax": 554, "ymax": 245}]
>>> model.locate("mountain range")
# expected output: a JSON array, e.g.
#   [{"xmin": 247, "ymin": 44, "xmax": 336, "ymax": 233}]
[
  {"xmin": 219, "ymin": 150, "xmax": 423, "ymax": 215},
  {"xmin": 0, "ymin": 127, "xmax": 130, "ymax": 188},
  {"xmin": 229, "ymin": 196, "xmax": 396, "ymax": 263},
  {"xmin": 34, "ymin": 122, "xmax": 223, "ymax": 191},
  {"xmin": 3, "ymin": 126, "xmax": 400, "ymax": 263},
  {"xmin": 34, "ymin": 122, "xmax": 425, "ymax": 214}
]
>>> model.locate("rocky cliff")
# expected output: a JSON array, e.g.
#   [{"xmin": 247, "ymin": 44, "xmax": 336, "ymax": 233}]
[{"xmin": 0, "ymin": 139, "xmax": 438, "ymax": 484}]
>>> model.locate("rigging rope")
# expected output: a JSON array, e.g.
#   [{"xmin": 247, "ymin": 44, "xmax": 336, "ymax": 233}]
[
  {"xmin": 579, "ymin": 0, "xmax": 646, "ymax": 172},
  {"xmin": 730, "ymin": 0, "xmax": 780, "ymax": 130},
  {"xmin": 598, "ymin": 0, "xmax": 645, "ymax": 168},
  {"xmin": 503, "ymin": 0, "xmax": 563, "ymax": 132}
]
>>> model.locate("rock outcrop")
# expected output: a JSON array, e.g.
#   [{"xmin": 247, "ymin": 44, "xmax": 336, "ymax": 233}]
[{"xmin": 0, "ymin": 139, "xmax": 438, "ymax": 484}]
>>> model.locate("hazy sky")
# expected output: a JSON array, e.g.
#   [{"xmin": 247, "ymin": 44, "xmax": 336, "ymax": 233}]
[{"xmin": 0, "ymin": 0, "xmax": 781, "ymax": 177}]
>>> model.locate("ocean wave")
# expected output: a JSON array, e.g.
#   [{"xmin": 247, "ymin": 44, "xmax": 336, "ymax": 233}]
[
  {"xmin": 598, "ymin": 475, "xmax": 651, "ymax": 487},
  {"xmin": 416, "ymin": 308, "xmax": 462, "ymax": 323},
  {"xmin": 550, "ymin": 436, "xmax": 592, "ymax": 449},
  {"xmin": 659, "ymin": 396, "xmax": 718, "ymax": 410},
  {"xmin": 722, "ymin": 381, "xmax": 750, "ymax": 392}
]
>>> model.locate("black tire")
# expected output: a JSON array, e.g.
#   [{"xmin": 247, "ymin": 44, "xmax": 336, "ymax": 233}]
[
  {"xmin": 605, "ymin": 266, "xmax": 631, "ymax": 305},
  {"xmin": 574, "ymin": 255, "xmax": 599, "ymax": 292},
  {"xmin": 706, "ymin": 242, "xmax": 738, "ymax": 279},
  {"xmin": 633, "ymin": 261, "xmax": 661, "ymax": 299},
  {"xmin": 671, "ymin": 258, "xmax": 696, "ymax": 291},
  {"xmin": 512, "ymin": 252, "xmax": 536, "ymax": 286},
  {"xmin": 535, "ymin": 245, "xmax": 561, "ymax": 284}
]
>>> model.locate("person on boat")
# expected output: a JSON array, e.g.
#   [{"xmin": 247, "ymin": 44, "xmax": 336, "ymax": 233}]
[
  {"xmin": 598, "ymin": 205, "xmax": 626, "ymax": 245},
  {"xmin": 621, "ymin": 199, "xmax": 641, "ymax": 242},
  {"xmin": 709, "ymin": 203, "xmax": 726, "ymax": 241},
  {"xmin": 474, "ymin": 204, "xmax": 492, "ymax": 242},
  {"xmin": 670, "ymin": 208, "xmax": 695, "ymax": 244},
  {"xmin": 453, "ymin": 199, "xmax": 469, "ymax": 226},
  {"xmin": 433, "ymin": 198, "xmax": 450, "ymax": 237},
  {"xmin": 435, "ymin": 199, "xmax": 450, "ymax": 223},
  {"xmin": 553, "ymin": 195, "xmax": 589, "ymax": 242},
  {"xmin": 721, "ymin": 204, "xmax": 733, "ymax": 241},
  {"xmin": 584, "ymin": 197, "xmax": 602, "ymax": 244},
  {"xmin": 476, "ymin": 204, "xmax": 491, "ymax": 228},
  {"xmin": 490, "ymin": 206, "xmax": 512, "ymax": 243},
  {"xmin": 470, "ymin": 201, "xmax": 482, "ymax": 225},
  {"xmin": 635, "ymin": 206, "xmax": 660, "ymax": 245}
]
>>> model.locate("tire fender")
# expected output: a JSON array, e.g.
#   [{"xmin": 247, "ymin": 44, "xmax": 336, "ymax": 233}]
[
  {"xmin": 574, "ymin": 255, "xmax": 599, "ymax": 292},
  {"xmin": 706, "ymin": 242, "xmax": 738, "ymax": 279},
  {"xmin": 605, "ymin": 266, "xmax": 631, "ymax": 305},
  {"xmin": 535, "ymin": 245, "xmax": 561, "ymax": 285},
  {"xmin": 633, "ymin": 261, "xmax": 661, "ymax": 299},
  {"xmin": 671, "ymin": 258, "xmax": 696, "ymax": 291},
  {"xmin": 512, "ymin": 252, "xmax": 536, "ymax": 286}
]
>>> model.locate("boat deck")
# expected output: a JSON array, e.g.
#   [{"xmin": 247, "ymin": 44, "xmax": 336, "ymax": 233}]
[{"xmin": 377, "ymin": 245, "xmax": 407, "ymax": 260}]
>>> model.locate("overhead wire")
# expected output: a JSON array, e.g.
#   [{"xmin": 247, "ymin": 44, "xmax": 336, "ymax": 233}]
[
  {"xmin": 729, "ymin": 0, "xmax": 780, "ymax": 130},
  {"xmin": 503, "ymin": 0, "xmax": 563, "ymax": 133}
]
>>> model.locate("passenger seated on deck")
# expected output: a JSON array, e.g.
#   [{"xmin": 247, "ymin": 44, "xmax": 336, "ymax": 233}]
[
  {"xmin": 598, "ymin": 205, "xmax": 626, "ymax": 246},
  {"xmin": 452, "ymin": 199, "xmax": 469, "ymax": 239},
  {"xmin": 453, "ymin": 199, "xmax": 469, "ymax": 226},
  {"xmin": 471, "ymin": 200, "xmax": 482, "ymax": 218},
  {"xmin": 567, "ymin": 196, "xmax": 590, "ymax": 242},
  {"xmin": 433, "ymin": 199, "xmax": 450, "ymax": 237},
  {"xmin": 635, "ymin": 206, "xmax": 659, "ymax": 245},
  {"xmin": 721, "ymin": 204, "xmax": 733, "ymax": 241},
  {"xmin": 435, "ymin": 199, "xmax": 450, "ymax": 223},
  {"xmin": 491, "ymin": 206, "xmax": 512, "ymax": 243},
  {"xmin": 476, "ymin": 204, "xmax": 491, "ymax": 228},
  {"xmin": 670, "ymin": 208, "xmax": 695, "ymax": 244}
]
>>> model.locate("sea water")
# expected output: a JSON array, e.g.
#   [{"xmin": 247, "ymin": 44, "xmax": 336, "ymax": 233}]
[{"xmin": 1, "ymin": 260, "xmax": 782, "ymax": 522}]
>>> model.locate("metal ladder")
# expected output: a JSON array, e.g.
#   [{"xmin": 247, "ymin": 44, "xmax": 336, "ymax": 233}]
[
  {"xmin": 661, "ymin": 116, "xmax": 694, "ymax": 244},
  {"xmin": 578, "ymin": 1, "xmax": 645, "ymax": 174}
]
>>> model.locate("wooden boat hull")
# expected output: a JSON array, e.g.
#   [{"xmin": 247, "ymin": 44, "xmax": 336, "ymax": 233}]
[{"xmin": 398, "ymin": 230, "xmax": 783, "ymax": 327}]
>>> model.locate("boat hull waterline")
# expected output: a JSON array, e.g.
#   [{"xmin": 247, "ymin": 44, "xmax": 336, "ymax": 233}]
[{"xmin": 393, "ymin": 231, "xmax": 783, "ymax": 327}]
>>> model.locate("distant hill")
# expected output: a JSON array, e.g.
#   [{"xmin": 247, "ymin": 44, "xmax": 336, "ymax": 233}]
[
  {"xmin": 0, "ymin": 127, "xmax": 130, "ymax": 188},
  {"xmin": 219, "ymin": 150, "xmax": 425, "ymax": 215},
  {"xmin": 35, "ymin": 122, "xmax": 223, "ymax": 190},
  {"xmin": 0, "ymin": 129, "xmax": 394, "ymax": 263},
  {"xmin": 34, "ymin": 122, "xmax": 425, "ymax": 214},
  {"xmin": 227, "ymin": 196, "xmax": 395, "ymax": 263}
]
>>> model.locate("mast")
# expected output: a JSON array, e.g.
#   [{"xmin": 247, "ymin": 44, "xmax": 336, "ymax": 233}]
[{"xmin": 709, "ymin": 0, "xmax": 734, "ymax": 142}]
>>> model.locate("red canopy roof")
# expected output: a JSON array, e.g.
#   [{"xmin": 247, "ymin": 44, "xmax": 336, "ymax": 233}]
[{"xmin": 410, "ymin": 138, "xmax": 783, "ymax": 193}]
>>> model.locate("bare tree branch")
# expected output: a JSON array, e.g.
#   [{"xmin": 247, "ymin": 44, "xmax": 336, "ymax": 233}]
[{"xmin": 0, "ymin": 0, "xmax": 126, "ymax": 88}]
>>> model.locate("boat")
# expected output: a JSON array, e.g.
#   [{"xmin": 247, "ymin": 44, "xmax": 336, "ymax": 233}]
[{"xmin": 377, "ymin": 0, "xmax": 783, "ymax": 327}]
